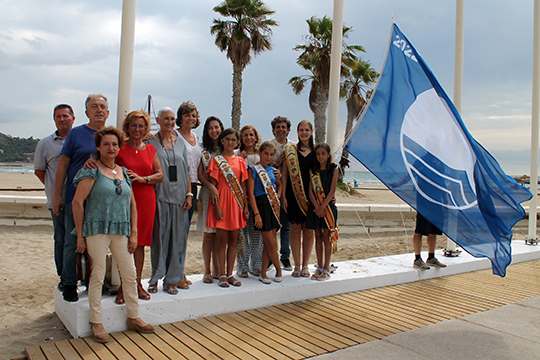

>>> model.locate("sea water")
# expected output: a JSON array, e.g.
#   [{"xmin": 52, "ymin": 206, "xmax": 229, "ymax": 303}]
[
  {"xmin": 342, "ymin": 170, "xmax": 382, "ymax": 185},
  {"xmin": 0, "ymin": 164, "xmax": 34, "ymax": 174}
]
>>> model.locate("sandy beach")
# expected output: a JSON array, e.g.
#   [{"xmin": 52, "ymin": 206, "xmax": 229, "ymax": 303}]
[{"xmin": 0, "ymin": 172, "xmax": 533, "ymax": 359}]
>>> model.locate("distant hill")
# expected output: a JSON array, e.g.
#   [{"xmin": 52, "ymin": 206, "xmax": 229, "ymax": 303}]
[{"xmin": 0, "ymin": 133, "xmax": 40, "ymax": 162}]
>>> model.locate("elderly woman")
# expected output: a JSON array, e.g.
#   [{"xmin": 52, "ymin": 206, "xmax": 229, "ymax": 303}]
[
  {"xmin": 147, "ymin": 107, "xmax": 192, "ymax": 294},
  {"xmin": 114, "ymin": 110, "xmax": 163, "ymax": 304},
  {"xmin": 72, "ymin": 126, "xmax": 154, "ymax": 343}
]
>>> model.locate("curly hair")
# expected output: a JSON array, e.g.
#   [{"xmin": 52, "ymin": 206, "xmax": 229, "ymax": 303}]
[{"xmin": 176, "ymin": 101, "xmax": 201, "ymax": 129}]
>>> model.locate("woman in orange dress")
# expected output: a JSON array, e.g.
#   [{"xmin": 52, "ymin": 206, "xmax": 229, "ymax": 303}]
[
  {"xmin": 115, "ymin": 110, "xmax": 163, "ymax": 302},
  {"xmin": 206, "ymin": 128, "xmax": 249, "ymax": 287}
]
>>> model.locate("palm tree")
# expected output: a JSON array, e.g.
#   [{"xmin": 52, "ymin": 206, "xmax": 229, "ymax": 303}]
[
  {"xmin": 289, "ymin": 16, "xmax": 364, "ymax": 144},
  {"xmin": 211, "ymin": 0, "xmax": 277, "ymax": 130},
  {"xmin": 339, "ymin": 58, "xmax": 379, "ymax": 180}
]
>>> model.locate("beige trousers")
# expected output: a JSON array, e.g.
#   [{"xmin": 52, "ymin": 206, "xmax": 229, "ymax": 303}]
[{"xmin": 86, "ymin": 234, "xmax": 139, "ymax": 323}]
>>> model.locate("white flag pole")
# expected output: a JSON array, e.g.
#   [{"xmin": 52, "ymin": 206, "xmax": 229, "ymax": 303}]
[
  {"xmin": 528, "ymin": 0, "xmax": 540, "ymax": 242},
  {"xmin": 116, "ymin": 0, "xmax": 137, "ymax": 127},
  {"xmin": 327, "ymin": 0, "xmax": 344, "ymax": 155},
  {"xmin": 445, "ymin": 0, "xmax": 465, "ymax": 256}
]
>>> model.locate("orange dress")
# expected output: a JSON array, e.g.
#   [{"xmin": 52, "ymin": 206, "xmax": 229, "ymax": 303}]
[
  {"xmin": 116, "ymin": 143, "xmax": 157, "ymax": 247},
  {"xmin": 206, "ymin": 156, "xmax": 247, "ymax": 231}
]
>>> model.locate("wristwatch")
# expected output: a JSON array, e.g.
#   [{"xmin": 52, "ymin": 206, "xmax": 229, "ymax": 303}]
[{"xmin": 146, "ymin": 176, "xmax": 151, "ymax": 184}]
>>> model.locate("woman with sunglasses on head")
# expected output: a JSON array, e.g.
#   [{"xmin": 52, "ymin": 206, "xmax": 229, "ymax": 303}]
[
  {"xmin": 114, "ymin": 110, "xmax": 163, "ymax": 304},
  {"xmin": 72, "ymin": 126, "xmax": 154, "ymax": 343},
  {"xmin": 206, "ymin": 128, "xmax": 249, "ymax": 287},
  {"xmin": 146, "ymin": 107, "xmax": 192, "ymax": 294}
]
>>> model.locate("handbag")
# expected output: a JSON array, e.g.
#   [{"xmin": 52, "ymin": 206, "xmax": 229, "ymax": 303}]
[{"xmin": 76, "ymin": 251, "xmax": 92, "ymax": 282}]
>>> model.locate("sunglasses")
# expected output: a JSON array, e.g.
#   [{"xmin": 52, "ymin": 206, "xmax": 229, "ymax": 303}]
[
  {"xmin": 130, "ymin": 123, "xmax": 147, "ymax": 130},
  {"xmin": 114, "ymin": 178, "xmax": 122, "ymax": 195}
]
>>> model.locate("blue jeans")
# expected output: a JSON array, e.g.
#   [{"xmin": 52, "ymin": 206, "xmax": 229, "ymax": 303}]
[
  {"xmin": 50, "ymin": 209, "xmax": 66, "ymax": 278},
  {"xmin": 62, "ymin": 204, "xmax": 78, "ymax": 286},
  {"xmin": 279, "ymin": 206, "xmax": 290, "ymax": 261}
]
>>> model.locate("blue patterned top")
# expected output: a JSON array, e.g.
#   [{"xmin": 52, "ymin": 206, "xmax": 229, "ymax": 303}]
[{"xmin": 73, "ymin": 167, "xmax": 132, "ymax": 237}]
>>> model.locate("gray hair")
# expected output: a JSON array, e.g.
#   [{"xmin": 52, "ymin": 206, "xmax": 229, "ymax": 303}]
[
  {"xmin": 157, "ymin": 107, "xmax": 175, "ymax": 119},
  {"xmin": 85, "ymin": 93, "xmax": 108, "ymax": 110}
]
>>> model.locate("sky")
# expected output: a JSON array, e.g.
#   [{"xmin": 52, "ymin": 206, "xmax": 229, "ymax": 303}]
[{"xmin": 0, "ymin": 0, "xmax": 536, "ymax": 175}]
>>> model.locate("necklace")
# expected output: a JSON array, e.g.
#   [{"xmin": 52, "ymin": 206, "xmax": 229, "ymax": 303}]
[{"xmin": 100, "ymin": 160, "xmax": 118, "ymax": 175}]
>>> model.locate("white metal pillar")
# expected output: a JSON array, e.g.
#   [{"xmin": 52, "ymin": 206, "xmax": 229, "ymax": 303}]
[
  {"xmin": 528, "ymin": 0, "xmax": 540, "ymax": 240},
  {"xmin": 327, "ymin": 0, "xmax": 344, "ymax": 155},
  {"xmin": 446, "ymin": 0, "xmax": 465, "ymax": 255},
  {"xmin": 116, "ymin": 0, "xmax": 137, "ymax": 127}
]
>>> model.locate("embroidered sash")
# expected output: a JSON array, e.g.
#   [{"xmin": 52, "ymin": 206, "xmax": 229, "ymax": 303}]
[
  {"xmin": 254, "ymin": 163, "xmax": 280, "ymax": 226},
  {"xmin": 214, "ymin": 155, "xmax": 244, "ymax": 210},
  {"xmin": 310, "ymin": 170, "xmax": 339, "ymax": 249},
  {"xmin": 285, "ymin": 145, "xmax": 309, "ymax": 215},
  {"xmin": 201, "ymin": 150, "xmax": 212, "ymax": 169}
]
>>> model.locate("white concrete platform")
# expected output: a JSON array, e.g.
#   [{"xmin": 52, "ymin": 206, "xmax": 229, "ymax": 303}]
[{"xmin": 55, "ymin": 240, "xmax": 540, "ymax": 338}]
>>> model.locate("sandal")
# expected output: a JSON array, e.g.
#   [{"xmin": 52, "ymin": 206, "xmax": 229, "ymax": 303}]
[
  {"xmin": 147, "ymin": 283, "xmax": 158, "ymax": 293},
  {"xmin": 237, "ymin": 271, "xmax": 249, "ymax": 278},
  {"xmin": 203, "ymin": 274, "xmax": 214, "ymax": 284},
  {"xmin": 165, "ymin": 284, "xmax": 178, "ymax": 295},
  {"xmin": 115, "ymin": 286, "xmax": 125, "ymax": 304},
  {"xmin": 176, "ymin": 280, "xmax": 190, "ymax": 289},
  {"xmin": 301, "ymin": 266, "xmax": 310, "ymax": 277},
  {"xmin": 311, "ymin": 267, "xmax": 323, "ymax": 280},
  {"xmin": 317, "ymin": 270, "xmax": 330, "ymax": 281},
  {"xmin": 184, "ymin": 275, "xmax": 192, "ymax": 285},
  {"xmin": 227, "ymin": 275, "xmax": 242, "ymax": 287},
  {"xmin": 218, "ymin": 275, "xmax": 229, "ymax": 288},
  {"xmin": 292, "ymin": 267, "xmax": 301, "ymax": 278},
  {"xmin": 138, "ymin": 283, "xmax": 151, "ymax": 300}
]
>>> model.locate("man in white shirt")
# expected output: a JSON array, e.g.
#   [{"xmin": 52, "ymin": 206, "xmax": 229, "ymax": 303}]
[{"xmin": 34, "ymin": 104, "xmax": 75, "ymax": 291}]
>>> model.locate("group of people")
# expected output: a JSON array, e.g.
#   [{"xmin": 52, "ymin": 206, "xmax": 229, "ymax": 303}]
[{"xmin": 34, "ymin": 92, "xmax": 446, "ymax": 342}]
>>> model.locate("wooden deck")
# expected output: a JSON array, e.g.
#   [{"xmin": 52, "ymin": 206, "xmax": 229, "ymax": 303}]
[{"xmin": 25, "ymin": 259, "xmax": 540, "ymax": 360}]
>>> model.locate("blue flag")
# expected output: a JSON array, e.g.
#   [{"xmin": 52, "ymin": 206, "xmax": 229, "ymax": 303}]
[{"xmin": 345, "ymin": 24, "xmax": 532, "ymax": 277}]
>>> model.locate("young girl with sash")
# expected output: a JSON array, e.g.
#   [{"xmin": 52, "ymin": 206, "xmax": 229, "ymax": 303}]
[
  {"xmin": 281, "ymin": 120, "xmax": 316, "ymax": 278},
  {"xmin": 306, "ymin": 143, "xmax": 339, "ymax": 281},
  {"xmin": 206, "ymin": 128, "xmax": 249, "ymax": 287},
  {"xmin": 235, "ymin": 125, "xmax": 263, "ymax": 278},
  {"xmin": 197, "ymin": 116, "xmax": 224, "ymax": 283},
  {"xmin": 247, "ymin": 141, "xmax": 283, "ymax": 284}
]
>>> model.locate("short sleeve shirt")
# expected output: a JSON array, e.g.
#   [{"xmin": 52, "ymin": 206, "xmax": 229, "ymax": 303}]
[{"xmin": 34, "ymin": 131, "xmax": 66, "ymax": 208}]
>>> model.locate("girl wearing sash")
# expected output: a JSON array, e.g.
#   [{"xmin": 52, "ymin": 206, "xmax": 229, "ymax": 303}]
[
  {"xmin": 197, "ymin": 116, "xmax": 224, "ymax": 283},
  {"xmin": 247, "ymin": 141, "xmax": 283, "ymax": 284},
  {"xmin": 306, "ymin": 143, "xmax": 339, "ymax": 281},
  {"xmin": 235, "ymin": 125, "xmax": 263, "ymax": 278},
  {"xmin": 281, "ymin": 120, "xmax": 316, "ymax": 278},
  {"xmin": 206, "ymin": 128, "xmax": 249, "ymax": 287}
]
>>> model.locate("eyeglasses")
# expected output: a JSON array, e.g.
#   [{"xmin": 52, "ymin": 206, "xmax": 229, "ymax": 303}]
[
  {"xmin": 130, "ymin": 123, "xmax": 147, "ymax": 130},
  {"xmin": 114, "ymin": 178, "xmax": 122, "ymax": 195},
  {"xmin": 223, "ymin": 137, "xmax": 239, "ymax": 143}
]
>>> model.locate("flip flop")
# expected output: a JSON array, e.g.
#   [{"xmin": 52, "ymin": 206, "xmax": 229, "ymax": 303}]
[
  {"xmin": 301, "ymin": 266, "xmax": 310, "ymax": 277},
  {"xmin": 203, "ymin": 274, "xmax": 214, "ymax": 284},
  {"xmin": 165, "ymin": 284, "xmax": 178, "ymax": 295},
  {"xmin": 176, "ymin": 280, "xmax": 190, "ymax": 289},
  {"xmin": 292, "ymin": 267, "xmax": 301, "ymax": 277},
  {"xmin": 147, "ymin": 283, "xmax": 158, "ymax": 293}
]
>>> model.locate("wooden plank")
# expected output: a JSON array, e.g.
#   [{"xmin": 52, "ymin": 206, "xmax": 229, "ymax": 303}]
[
  {"xmin": 83, "ymin": 337, "xmax": 122, "ymax": 360},
  {"xmin": 224, "ymin": 312, "xmax": 313, "ymax": 358},
  {"xmin": 160, "ymin": 323, "xmax": 218, "ymax": 360},
  {"xmin": 39, "ymin": 343, "xmax": 63, "ymax": 360},
  {"xmin": 183, "ymin": 319, "xmax": 256, "ymax": 360},
  {"xmin": 168, "ymin": 322, "xmax": 234, "ymax": 360},
  {"xmin": 25, "ymin": 345, "xmax": 47, "ymax": 360},
  {"xmin": 54, "ymin": 340, "xmax": 82, "ymax": 360},
  {"xmin": 139, "ymin": 328, "xmax": 191, "ymax": 360},
  {"xmin": 206, "ymin": 315, "xmax": 292, "ymax": 360},
  {"xmin": 69, "ymin": 338, "xmax": 100, "ymax": 360},
  {"xmin": 253, "ymin": 306, "xmax": 351, "ymax": 350},
  {"xmin": 109, "ymin": 331, "xmax": 151, "ymax": 360},
  {"xmin": 319, "ymin": 295, "xmax": 415, "ymax": 332},
  {"xmin": 193, "ymin": 317, "xmax": 273, "ymax": 360},
  {"xmin": 236, "ymin": 310, "xmax": 323, "ymax": 357},
  {"xmin": 122, "ymin": 330, "xmax": 169, "ymax": 360}
]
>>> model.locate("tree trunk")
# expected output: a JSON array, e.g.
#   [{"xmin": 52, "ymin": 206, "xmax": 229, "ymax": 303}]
[
  {"xmin": 231, "ymin": 63, "xmax": 243, "ymax": 131},
  {"xmin": 310, "ymin": 86, "xmax": 329, "ymax": 144}
]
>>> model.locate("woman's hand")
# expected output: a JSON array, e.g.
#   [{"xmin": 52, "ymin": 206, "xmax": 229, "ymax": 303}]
[
  {"xmin": 210, "ymin": 185, "xmax": 219, "ymax": 205},
  {"xmin": 76, "ymin": 236, "xmax": 87, "ymax": 253},
  {"xmin": 183, "ymin": 196, "xmax": 192, "ymax": 210},
  {"xmin": 83, "ymin": 157, "xmax": 99, "ymax": 170},
  {"xmin": 238, "ymin": 150, "xmax": 248, "ymax": 159},
  {"xmin": 272, "ymin": 168, "xmax": 282, "ymax": 180},
  {"xmin": 243, "ymin": 207, "xmax": 249, "ymax": 221},
  {"xmin": 126, "ymin": 170, "xmax": 142, "ymax": 183},
  {"xmin": 314, "ymin": 206, "xmax": 325, "ymax": 218},
  {"xmin": 214, "ymin": 205, "xmax": 223, "ymax": 220},
  {"xmin": 128, "ymin": 234, "xmax": 137, "ymax": 254},
  {"xmin": 282, "ymin": 197, "xmax": 288, "ymax": 213},
  {"xmin": 254, "ymin": 214, "xmax": 262, "ymax": 229}
]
